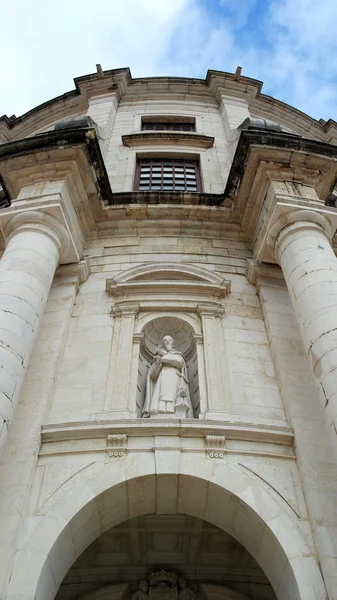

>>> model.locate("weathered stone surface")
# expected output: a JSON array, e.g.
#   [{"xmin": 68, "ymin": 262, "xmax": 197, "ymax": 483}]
[{"xmin": 0, "ymin": 68, "xmax": 337, "ymax": 600}]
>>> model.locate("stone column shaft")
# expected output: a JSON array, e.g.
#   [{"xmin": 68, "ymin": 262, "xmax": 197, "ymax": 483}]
[
  {"xmin": 0, "ymin": 211, "xmax": 67, "ymax": 454},
  {"xmin": 275, "ymin": 213, "xmax": 337, "ymax": 444}
]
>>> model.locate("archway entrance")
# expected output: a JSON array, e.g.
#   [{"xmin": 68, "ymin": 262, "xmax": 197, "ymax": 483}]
[
  {"xmin": 56, "ymin": 514, "xmax": 276, "ymax": 600},
  {"xmin": 6, "ymin": 459, "xmax": 326, "ymax": 600}
]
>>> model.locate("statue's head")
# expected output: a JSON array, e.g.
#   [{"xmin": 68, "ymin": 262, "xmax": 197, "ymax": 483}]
[
  {"xmin": 162, "ymin": 335, "xmax": 174, "ymax": 351},
  {"xmin": 140, "ymin": 581, "xmax": 148, "ymax": 593}
]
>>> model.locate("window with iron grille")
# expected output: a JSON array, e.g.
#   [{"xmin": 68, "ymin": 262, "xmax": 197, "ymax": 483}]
[
  {"xmin": 141, "ymin": 121, "xmax": 195, "ymax": 132},
  {"xmin": 135, "ymin": 159, "xmax": 201, "ymax": 192}
]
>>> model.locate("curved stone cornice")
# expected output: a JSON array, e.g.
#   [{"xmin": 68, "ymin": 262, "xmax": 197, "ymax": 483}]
[
  {"xmin": 106, "ymin": 261, "xmax": 231, "ymax": 299},
  {"xmin": 111, "ymin": 261, "xmax": 228, "ymax": 285},
  {"xmin": 2, "ymin": 67, "xmax": 337, "ymax": 144},
  {"xmin": 122, "ymin": 132, "xmax": 214, "ymax": 149},
  {"xmin": 3, "ymin": 210, "xmax": 71, "ymax": 259}
]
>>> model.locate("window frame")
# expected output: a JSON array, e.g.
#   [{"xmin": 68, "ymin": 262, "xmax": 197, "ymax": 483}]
[
  {"xmin": 141, "ymin": 121, "xmax": 196, "ymax": 132},
  {"xmin": 134, "ymin": 157, "xmax": 202, "ymax": 193},
  {"xmin": 140, "ymin": 115, "xmax": 196, "ymax": 133}
]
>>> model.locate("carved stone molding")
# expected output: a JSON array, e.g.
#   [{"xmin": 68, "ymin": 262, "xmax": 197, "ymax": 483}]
[
  {"xmin": 122, "ymin": 131, "xmax": 214, "ymax": 149},
  {"xmin": 106, "ymin": 262, "xmax": 231, "ymax": 300},
  {"xmin": 106, "ymin": 433, "xmax": 128, "ymax": 458},
  {"xmin": 197, "ymin": 304, "xmax": 225, "ymax": 318},
  {"xmin": 245, "ymin": 258, "xmax": 285, "ymax": 291},
  {"xmin": 54, "ymin": 258, "xmax": 91, "ymax": 289},
  {"xmin": 205, "ymin": 434, "xmax": 226, "ymax": 458},
  {"xmin": 111, "ymin": 303, "xmax": 140, "ymax": 318},
  {"xmin": 41, "ymin": 420, "xmax": 294, "ymax": 446},
  {"xmin": 0, "ymin": 179, "xmax": 85, "ymax": 264}
]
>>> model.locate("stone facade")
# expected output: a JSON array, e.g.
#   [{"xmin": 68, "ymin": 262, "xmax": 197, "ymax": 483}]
[{"xmin": 0, "ymin": 67, "xmax": 337, "ymax": 600}]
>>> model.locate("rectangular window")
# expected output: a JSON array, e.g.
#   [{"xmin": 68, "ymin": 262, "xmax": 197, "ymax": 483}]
[
  {"xmin": 141, "ymin": 121, "xmax": 195, "ymax": 132},
  {"xmin": 135, "ymin": 159, "xmax": 201, "ymax": 192}
]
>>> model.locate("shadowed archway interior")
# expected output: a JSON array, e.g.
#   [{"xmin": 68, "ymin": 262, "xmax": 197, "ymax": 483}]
[{"xmin": 56, "ymin": 514, "xmax": 276, "ymax": 600}]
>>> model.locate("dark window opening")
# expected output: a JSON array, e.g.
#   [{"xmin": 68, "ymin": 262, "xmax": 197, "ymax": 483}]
[
  {"xmin": 141, "ymin": 121, "xmax": 196, "ymax": 132},
  {"xmin": 135, "ymin": 159, "xmax": 201, "ymax": 192}
]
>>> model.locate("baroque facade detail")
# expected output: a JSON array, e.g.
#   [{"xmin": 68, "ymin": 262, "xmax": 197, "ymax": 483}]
[{"xmin": 0, "ymin": 66, "xmax": 336, "ymax": 600}]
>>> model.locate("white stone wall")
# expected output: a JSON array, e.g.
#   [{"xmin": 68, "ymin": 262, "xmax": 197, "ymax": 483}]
[
  {"xmin": 100, "ymin": 96, "xmax": 232, "ymax": 194},
  {"xmin": 46, "ymin": 235, "xmax": 286, "ymax": 427},
  {"xmin": 0, "ymin": 82, "xmax": 336, "ymax": 600}
]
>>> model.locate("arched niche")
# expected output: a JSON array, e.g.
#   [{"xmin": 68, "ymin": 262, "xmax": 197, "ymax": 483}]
[
  {"xmin": 106, "ymin": 261, "xmax": 230, "ymax": 418},
  {"xmin": 137, "ymin": 316, "xmax": 200, "ymax": 418}
]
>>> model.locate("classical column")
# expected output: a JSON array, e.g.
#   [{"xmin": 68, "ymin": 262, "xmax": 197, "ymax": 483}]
[
  {"xmin": 268, "ymin": 206, "xmax": 337, "ymax": 447},
  {"xmin": 0, "ymin": 210, "xmax": 69, "ymax": 454}
]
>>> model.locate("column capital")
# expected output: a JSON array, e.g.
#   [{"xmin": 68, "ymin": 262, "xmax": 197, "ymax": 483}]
[
  {"xmin": 197, "ymin": 303, "xmax": 225, "ymax": 318},
  {"xmin": 254, "ymin": 187, "xmax": 337, "ymax": 263},
  {"xmin": 0, "ymin": 179, "xmax": 84, "ymax": 263},
  {"xmin": 246, "ymin": 258, "xmax": 285, "ymax": 290},
  {"xmin": 111, "ymin": 303, "xmax": 140, "ymax": 318},
  {"xmin": 3, "ymin": 210, "xmax": 71, "ymax": 260}
]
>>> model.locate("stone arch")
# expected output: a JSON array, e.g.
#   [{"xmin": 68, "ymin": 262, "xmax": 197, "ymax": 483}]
[{"xmin": 6, "ymin": 454, "xmax": 325, "ymax": 600}]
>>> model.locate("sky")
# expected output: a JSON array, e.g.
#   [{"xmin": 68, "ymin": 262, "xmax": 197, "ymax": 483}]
[{"xmin": 1, "ymin": 0, "xmax": 337, "ymax": 122}]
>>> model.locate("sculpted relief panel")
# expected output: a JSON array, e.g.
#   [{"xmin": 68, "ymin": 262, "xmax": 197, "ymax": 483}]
[{"xmin": 132, "ymin": 572, "xmax": 195, "ymax": 600}]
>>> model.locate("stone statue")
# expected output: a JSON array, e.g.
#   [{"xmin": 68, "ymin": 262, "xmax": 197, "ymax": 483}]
[
  {"xmin": 142, "ymin": 335, "xmax": 193, "ymax": 418},
  {"xmin": 132, "ymin": 581, "xmax": 149, "ymax": 600},
  {"xmin": 178, "ymin": 578, "xmax": 195, "ymax": 600}
]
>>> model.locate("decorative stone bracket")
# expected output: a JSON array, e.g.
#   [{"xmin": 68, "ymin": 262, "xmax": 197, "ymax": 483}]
[
  {"xmin": 106, "ymin": 433, "xmax": 128, "ymax": 458},
  {"xmin": 205, "ymin": 434, "xmax": 226, "ymax": 458}
]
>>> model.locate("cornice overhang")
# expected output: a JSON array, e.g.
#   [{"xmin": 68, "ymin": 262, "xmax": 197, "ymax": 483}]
[
  {"xmin": 105, "ymin": 190, "xmax": 227, "ymax": 207},
  {"xmin": 122, "ymin": 132, "xmax": 214, "ymax": 148},
  {"xmin": 224, "ymin": 129, "xmax": 337, "ymax": 243},
  {"xmin": 2, "ymin": 67, "xmax": 337, "ymax": 144},
  {"xmin": 41, "ymin": 419, "xmax": 294, "ymax": 447},
  {"xmin": 0, "ymin": 68, "xmax": 131, "ymax": 141},
  {"xmin": 0, "ymin": 127, "xmax": 112, "ymax": 205}
]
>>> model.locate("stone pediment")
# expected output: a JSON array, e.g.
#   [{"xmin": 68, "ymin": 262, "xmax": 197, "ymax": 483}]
[{"xmin": 106, "ymin": 263, "xmax": 231, "ymax": 298}]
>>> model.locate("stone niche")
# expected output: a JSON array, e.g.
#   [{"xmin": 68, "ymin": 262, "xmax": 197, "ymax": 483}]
[
  {"xmin": 106, "ymin": 262, "xmax": 230, "ymax": 419},
  {"xmin": 136, "ymin": 316, "xmax": 200, "ymax": 418}
]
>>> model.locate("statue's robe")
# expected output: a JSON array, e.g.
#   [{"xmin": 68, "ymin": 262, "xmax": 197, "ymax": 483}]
[{"xmin": 142, "ymin": 350, "xmax": 193, "ymax": 417}]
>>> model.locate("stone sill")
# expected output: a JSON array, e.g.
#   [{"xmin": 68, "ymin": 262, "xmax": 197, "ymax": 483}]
[
  {"xmin": 122, "ymin": 132, "xmax": 214, "ymax": 148},
  {"xmin": 105, "ymin": 191, "xmax": 229, "ymax": 207},
  {"xmin": 41, "ymin": 419, "xmax": 294, "ymax": 446}
]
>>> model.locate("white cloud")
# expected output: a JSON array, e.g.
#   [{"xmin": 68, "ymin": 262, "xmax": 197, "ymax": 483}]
[
  {"xmin": 1, "ymin": 0, "xmax": 337, "ymax": 122},
  {"xmin": 0, "ymin": 0, "xmax": 191, "ymax": 116}
]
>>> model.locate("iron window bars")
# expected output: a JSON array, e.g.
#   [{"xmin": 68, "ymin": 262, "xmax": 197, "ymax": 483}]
[
  {"xmin": 135, "ymin": 158, "xmax": 201, "ymax": 192},
  {"xmin": 141, "ymin": 121, "xmax": 195, "ymax": 132}
]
